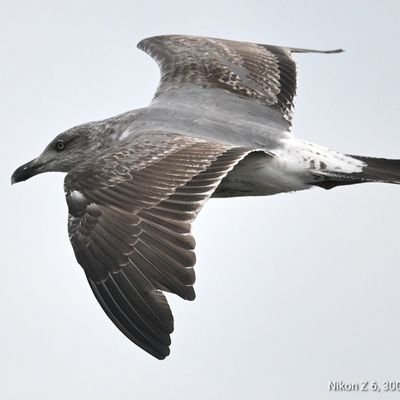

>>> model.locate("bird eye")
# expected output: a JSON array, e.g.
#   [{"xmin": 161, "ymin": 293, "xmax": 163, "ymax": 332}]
[{"xmin": 55, "ymin": 141, "xmax": 65, "ymax": 152}]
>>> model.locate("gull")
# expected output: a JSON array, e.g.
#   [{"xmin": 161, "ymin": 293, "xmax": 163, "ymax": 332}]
[{"xmin": 11, "ymin": 35, "xmax": 400, "ymax": 359}]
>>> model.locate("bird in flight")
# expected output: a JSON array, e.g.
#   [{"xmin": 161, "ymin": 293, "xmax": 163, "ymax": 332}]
[{"xmin": 11, "ymin": 35, "xmax": 400, "ymax": 359}]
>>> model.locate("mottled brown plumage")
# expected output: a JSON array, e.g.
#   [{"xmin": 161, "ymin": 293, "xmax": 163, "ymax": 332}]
[
  {"xmin": 138, "ymin": 35, "xmax": 341, "ymax": 122},
  {"xmin": 13, "ymin": 35, "xmax": 396, "ymax": 361},
  {"xmin": 65, "ymin": 133, "xmax": 250, "ymax": 358}
]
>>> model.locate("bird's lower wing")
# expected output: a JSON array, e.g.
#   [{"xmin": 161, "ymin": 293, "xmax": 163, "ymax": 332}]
[{"xmin": 64, "ymin": 132, "xmax": 251, "ymax": 359}]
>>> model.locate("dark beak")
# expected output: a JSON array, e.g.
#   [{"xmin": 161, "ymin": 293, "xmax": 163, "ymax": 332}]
[{"xmin": 11, "ymin": 159, "xmax": 42, "ymax": 185}]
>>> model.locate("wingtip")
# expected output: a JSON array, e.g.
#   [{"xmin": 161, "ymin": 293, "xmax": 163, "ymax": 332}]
[
  {"xmin": 289, "ymin": 46, "xmax": 345, "ymax": 55},
  {"xmin": 153, "ymin": 348, "xmax": 170, "ymax": 360},
  {"xmin": 325, "ymin": 48, "xmax": 345, "ymax": 54},
  {"xmin": 147, "ymin": 341, "xmax": 171, "ymax": 360}
]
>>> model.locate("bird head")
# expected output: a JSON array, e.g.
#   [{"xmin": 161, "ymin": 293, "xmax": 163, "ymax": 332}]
[{"xmin": 11, "ymin": 122, "xmax": 116, "ymax": 184}]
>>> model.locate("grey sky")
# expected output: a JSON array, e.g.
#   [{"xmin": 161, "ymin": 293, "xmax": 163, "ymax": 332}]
[{"xmin": 2, "ymin": 0, "xmax": 400, "ymax": 399}]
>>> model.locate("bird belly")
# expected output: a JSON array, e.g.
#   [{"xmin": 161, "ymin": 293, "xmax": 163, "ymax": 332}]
[
  {"xmin": 213, "ymin": 138, "xmax": 366, "ymax": 198},
  {"xmin": 213, "ymin": 151, "xmax": 312, "ymax": 198}
]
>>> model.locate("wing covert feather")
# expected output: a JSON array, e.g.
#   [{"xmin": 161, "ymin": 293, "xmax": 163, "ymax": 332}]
[
  {"xmin": 65, "ymin": 133, "xmax": 251, "ymax": 358},
  {"xmin": 138, "ymin": 34, "xmax": 343, "ymax": 123}
]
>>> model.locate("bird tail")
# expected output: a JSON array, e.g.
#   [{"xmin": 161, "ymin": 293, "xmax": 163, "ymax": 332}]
[{"xmin": 314, "ymin": 155, "xmax": 400, "ymax": 190}]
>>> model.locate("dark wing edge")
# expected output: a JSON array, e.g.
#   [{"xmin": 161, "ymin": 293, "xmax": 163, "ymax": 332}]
[
  {"xmin": 65, "ymin": 135, "xmax": 252, "ymax": 359},
  {"xmin": 137, "ymin": 34, "xmax": 343, "ymax": 123}
]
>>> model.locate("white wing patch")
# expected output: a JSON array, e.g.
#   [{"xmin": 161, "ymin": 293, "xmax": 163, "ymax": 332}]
[{"xmin": 119, "ymin": 129, "xmax": 131, "ymax": 140}]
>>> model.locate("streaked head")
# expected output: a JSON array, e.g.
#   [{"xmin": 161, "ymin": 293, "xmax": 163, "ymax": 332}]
[{"xmin": 11, "ymin": 122, "xmax": 112, "ymax": 184}]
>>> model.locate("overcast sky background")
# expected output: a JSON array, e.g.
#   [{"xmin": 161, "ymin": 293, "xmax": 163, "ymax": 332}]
[{"xmin": 2, "ymin": 1, "xmax": 400, "ymax": 399}]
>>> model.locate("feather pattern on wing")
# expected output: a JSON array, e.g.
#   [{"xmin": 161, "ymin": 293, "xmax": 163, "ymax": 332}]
[
  {"xmin": 64, "ymin": 133, "xmax": 251, "ymax": 358},
  {"xmin": 138, "ymin": 35, "xmax": 342, "ymax": 123}
]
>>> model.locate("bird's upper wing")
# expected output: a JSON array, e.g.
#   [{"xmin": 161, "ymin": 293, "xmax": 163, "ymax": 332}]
[
  {"xmin": 64, "ymin": 132, "xmax": 251, "ymax": 359},
  {"xmin": 138, "ymin": 34, "xmax": 342, "ymax": 124}
]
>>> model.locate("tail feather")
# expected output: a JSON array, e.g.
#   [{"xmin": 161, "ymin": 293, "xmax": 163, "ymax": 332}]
[
  {"xmin": 314, "ymin": 155, "xmax": 400, "ymax": 190},
  {"xmin": 349, "ymin": 155, "xmax": 400, "ymax": 183}
]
